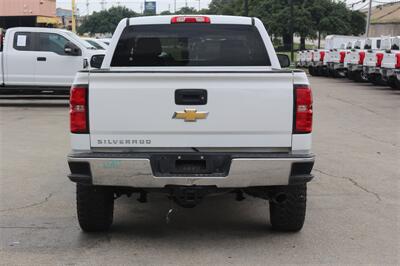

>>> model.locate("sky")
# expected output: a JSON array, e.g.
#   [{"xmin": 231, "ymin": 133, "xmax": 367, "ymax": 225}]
[{"xmin": 55, "ymin": 0, "xmax": 399, "ymax": 16}]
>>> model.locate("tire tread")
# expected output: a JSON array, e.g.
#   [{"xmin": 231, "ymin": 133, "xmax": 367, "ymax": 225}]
[
  {"xmin": 77, "ymin": 184, "xmax": 114, "ymax": 232},
  {"xmin": 269, "ymin": 184, "xmax": 307, "ymax": 232}
]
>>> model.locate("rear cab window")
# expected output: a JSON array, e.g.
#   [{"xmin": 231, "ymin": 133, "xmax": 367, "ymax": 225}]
[
  {"xmin": 364, "ymin": 40, "xmax": 372, "ymax": 50},
  {"xmin": 111, "ymin": 24, "xmax": 270, "ymax": 67},
  {"xmin": 376, "ymin": 40, "xmax": 381, "ymax": 49},
  {"xmin": 13, "ymin": 32, "xmax": 33, "ymax": 51},
  {"xmin": 391, "ymin": 39, "xmax": 399, "ymax": 50}
]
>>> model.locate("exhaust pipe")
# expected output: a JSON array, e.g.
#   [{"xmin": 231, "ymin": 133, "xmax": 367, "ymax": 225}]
[{"xmin": 272, "ymin": 192, "xmax": 288, "ymax": 204}]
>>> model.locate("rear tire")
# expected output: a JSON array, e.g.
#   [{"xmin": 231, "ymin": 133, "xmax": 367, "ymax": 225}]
[
  {"xmin": 328, "ymin": 68, "xmax": 336, "ymax": 78},
  {"xmin": 333, "ymin": 70, "xmax": 344, "ymax": 78},
  {"xmin": 308, "ymin": 66, "xmax": 315, "ymax": 76},
  {"xmin": 368, "ymin": 73, "xmax": 377, "ymax": 85},
  {"xmin": 395, "ymin": 78, "xmax": 400, "ymax": 90},
  {"xmin": 370, "ymin": 74, "xmax": 386, "ymax": 86},
  {"xmin": 269, "ymin": 184, "xmax": 307, "ymax": 232},
  {"xmin": 353, "ymin": 70, "xmax": 365, "ymax": 82},
  {"xmin": 347, "ymin": 71, "xmax": 355, "ymax": 80},
  {"xmin": 387, "ymin": 77, "xmax": 400, "ymax": 89},
  {"xmin": 77, "ymin": 184, "xmax": 114, "ymax": 232}
]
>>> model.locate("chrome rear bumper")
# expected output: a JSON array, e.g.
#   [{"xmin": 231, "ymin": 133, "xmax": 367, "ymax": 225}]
[
  {"xmin": 380, "ymin": 68, "xmax": 396, "ymax": 78},
  {"xmin": 348, "ymin": 64, "xmax": 362, "ymax": 72},
  {"xmin": 363, "ymin": 66, "xmax": 380, "ymax": 74},
  {"xmin": 333, "ymin": 63, "xmax": 344, "ymax": 70},
  {"xmin": 68, "ymin": 153, "xmax": 315, "ymax": 188}
]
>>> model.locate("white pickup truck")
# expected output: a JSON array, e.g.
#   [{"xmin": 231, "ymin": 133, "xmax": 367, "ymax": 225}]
[
  {"xmin": 0, "ymin": 27, "xmax": 105, "ymax": 93},
  {"xmin": 346, "ymin": 38, "xmax": 379, "ymax": 82},
  {"xmin": 67, "ymin": 15, "xmax": 314, "ymax": 233},
  {"xmin": 309, "ymin": 35, "xmax": 360, "ymax": 77},
  {"xmin": 363, "ymin": 37, "xmax": 393, "ymax": 85},
  {"xmin": 380, "ymin": 37, "xmax": 400, "ymax": 89},
  {"xmin": 329, "ymin": 41, "xmax": 358, "ymax": 77}
]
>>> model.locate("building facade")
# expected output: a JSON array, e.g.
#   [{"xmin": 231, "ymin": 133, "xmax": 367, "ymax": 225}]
[
  {"xmin": 0, "ymin": 0, "xmax": 58, "ymax": 28},
  {"xmin": 363, "ymin": 2, "xmax": 400, "ymax": 37}
]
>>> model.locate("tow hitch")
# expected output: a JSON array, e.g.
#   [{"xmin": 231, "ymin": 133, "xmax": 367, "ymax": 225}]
[{"xmin": 167, "ymin": 186, "xmax": 217, "ymax": 208}]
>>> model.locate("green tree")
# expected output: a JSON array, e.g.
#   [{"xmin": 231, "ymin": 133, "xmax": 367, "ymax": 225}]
[
  {"xmin": 207, "ymin": 0, "xmax": 366, "ymax": 50},
  {"xmin": 175, "ymin": 7, "xmax": 199, "ymax": 14},
  {"xmin": 208, "ymin": 0, "xmax": 240, "ymax": 15},
  {"xmin": 350, "ymin": 11, "xmax": 366, "ymax": 36},
  {"xmin": 78, "ymin": 6, "xmax": 138, "ymax": 35},
  {"xmin": 160, "ymin": 10, "xmax": 172, "ymax": 15}
]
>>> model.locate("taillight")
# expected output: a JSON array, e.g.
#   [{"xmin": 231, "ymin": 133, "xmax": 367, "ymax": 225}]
[
  {"xmin": 358, "ymin": 51, "xmax": 366, "ymax": 64},
  {"xmin": 376, "ymin": 52, "xmax": 384, "ymax": 67},
  {"xmin": 171, "ymin": 16, "xmax": 210, "ymax": 24},
  {"xmin": 319, "ymin": 51, "xmax": 325, "ymax": 61},
  {"xmin": 395, "ymin": 53, "xmax": 400, "ymax": 69},
  {"xmin": 340, "ymin": 51, "xmax": 346, "ymax": 63},
  {"xmin": 70, "ymin": 86, "xmax": 88, "ymax": 133},
  {"xmin": 294, "ymin": 86, "xmax": 313, "ymax": 134}
]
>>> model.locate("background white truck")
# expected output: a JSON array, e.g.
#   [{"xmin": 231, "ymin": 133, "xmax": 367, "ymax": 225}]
[
  {"xmin": 363, "ymin": 37, "xmax": 393, "ymax": 85},
  {"xmin": 309, "ymin": 35, "xmax": 360, "ymax": 76},
  {"xmin": 380, "ymin": 36, "xmax": 400, "ymax": 89},
  {"xmin": 0, "ymin": 27, "xmax": 105, "ymax": 93},
  {"xmin": 346, "ymin": 38, "xmax": 380, "ymax": 82},
  {"xmin": 82, "ymin": 37, "xmax": 109, "ymax": 50},
  {"xmin": 328, "ymin": 41, "xmax": 359, "ymax": 77},
  {"xmin": 67, "ymin": 15, "xmax": 314, "ymax": 233}
]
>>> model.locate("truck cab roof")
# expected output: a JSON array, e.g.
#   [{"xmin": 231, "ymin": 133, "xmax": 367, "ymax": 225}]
[
  {"xmin": 125, "ymin": 15, "xmax": 254, "ymax": 26},
  {"xmin": 5, "ymin": 27, "xmax": 74, "ymax": 34}
]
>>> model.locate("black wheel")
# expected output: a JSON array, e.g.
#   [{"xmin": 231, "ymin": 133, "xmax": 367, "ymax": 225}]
[
  {"xmin": 368, "ymin": 73, "xmax": 378, "ymax": 85},
  {"xmin": 347, "ymin": 71, "xmax": 355, "ymax": 80},
  {"xmin": 333, "ymin": 70, "xmax": 344, "ymax": 78},
  {"xmin": 320, "ymin": 67, "xmax": 329, "ymax": 77},
  {"xmin": 370, "ymin": 74, "xmax": 386, "ymax": 86},
  {"xmin": 77, "ymin": 184, "xmax": 114, "ymax": 232},
  {"xmin": 329, "ymin": 68, "xmax": 336, "ymax": 78},
  {"xmin": 395, "ymin": 78, "xmax": 400, "ymax": 90},
  {"xmin": 387, "ymin": 77, "xmax": 399, "ymax": 89},
  {"xmin": 308, "ymin": 66, "xmax": 315, "ymax": 76},
  {"xmin": 353, "ymin": 70, "xmax": 365, "ymax": 82},
  {"xmin": 269, "ymin": 184, "xmax": 307, "ymax": 232},
  {"xmin": 387, "ymin": 77, "xmax": 396, "ymax": 89},
  {"xmin": 314, "ymin": 67, "xmax": 322, "ymax": 76},
  {"xmin": 321, "ymin": 67, "xmax": 328, "ymax": 76}
]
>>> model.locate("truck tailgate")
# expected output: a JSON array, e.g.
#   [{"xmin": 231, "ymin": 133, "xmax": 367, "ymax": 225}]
[{"xmin": 89, "ymin": 71, "xmax": 294, "ymax": 148}]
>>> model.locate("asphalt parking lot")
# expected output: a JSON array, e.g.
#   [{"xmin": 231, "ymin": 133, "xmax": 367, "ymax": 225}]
[{"xmin": 0, "ymin": 76, "xmax": 399, "ymax": 265}]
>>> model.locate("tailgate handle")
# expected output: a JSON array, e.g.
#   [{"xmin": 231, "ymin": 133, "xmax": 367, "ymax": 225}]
[{"xmin": 175, "ymin": 89, "xmax": 207, "ymax": 105}]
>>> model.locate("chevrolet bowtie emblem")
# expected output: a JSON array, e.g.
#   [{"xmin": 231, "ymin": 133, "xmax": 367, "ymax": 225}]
[{"xmin": 173, "ymin": 109, "xmax": 209, "ymax": 122}]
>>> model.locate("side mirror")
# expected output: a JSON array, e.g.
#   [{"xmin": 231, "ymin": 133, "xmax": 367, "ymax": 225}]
[
  {"xmin": 90, "ymin": 54, "xmax": 105, "ymax": 69},
  {"xmin": 277, "ymin": 54, "xmax": 291, "ymax": 68},
  {"xmin": 64, "ymin": 42, "xmax": 81, "ymax": 56}
]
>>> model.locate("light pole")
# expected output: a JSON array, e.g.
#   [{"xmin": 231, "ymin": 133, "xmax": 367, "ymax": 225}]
[
  {"xmin": 289, "ymin": 0, "xmax": 294, "ymax": 62},
  {"xmin": 86, "ymin": 0, "xmax": 89, "ymax": 16},
  {"xmin": 71, "ymin": 0, "xmax": 76, "ymax": 33},
  {"xmin": 365, "ymin": 0, "xmax": 372, "ymax": 37}
]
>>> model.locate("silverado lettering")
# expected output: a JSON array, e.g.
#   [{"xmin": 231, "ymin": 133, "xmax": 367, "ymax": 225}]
[{"xmin": 97, "ymin": 139, "xmax": 152, "ymax": 145}]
